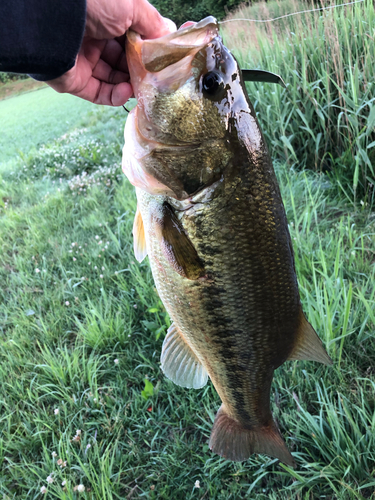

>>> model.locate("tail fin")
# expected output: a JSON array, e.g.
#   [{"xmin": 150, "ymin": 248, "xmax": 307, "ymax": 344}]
[{"xmin": 209, "ymin": 405, "xmax": 295, "ymax": 467}]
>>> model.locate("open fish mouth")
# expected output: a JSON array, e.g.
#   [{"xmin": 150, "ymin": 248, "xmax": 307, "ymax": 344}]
[{"xmin": 126, "ymin": 17, "xmax": 219, "ymax": 98}]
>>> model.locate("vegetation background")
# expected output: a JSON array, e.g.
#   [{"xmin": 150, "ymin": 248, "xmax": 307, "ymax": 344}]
[{"xmin": 0, "ymin": 0, "xmax": 374, "ymax": 498}]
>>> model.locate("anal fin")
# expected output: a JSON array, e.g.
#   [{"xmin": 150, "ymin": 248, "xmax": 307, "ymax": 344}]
[
  {"xmin": 161, "ymin": 323, "xmax": 208, "ymax": 389},
  {"xmin": 133, "ymin": 205, "xmax": 147, "ymax": 263},
  {"xmin": 288, "ymin": 310, "xmax": 333, "ymax": 365},
  {"xmin": 209, "ymin": 405, "xmax": 295, "ymax": 467}
]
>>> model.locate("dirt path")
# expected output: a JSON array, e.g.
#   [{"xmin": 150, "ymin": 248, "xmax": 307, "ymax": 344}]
[{"xmin": 0, "ymin": 78, "xmax": 46, "ymax": 101}]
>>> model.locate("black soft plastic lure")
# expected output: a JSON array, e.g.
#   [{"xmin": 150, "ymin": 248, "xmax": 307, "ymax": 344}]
[{"xmin": 241, "ymin": 69, "xmax": 286, "ymax": 88}]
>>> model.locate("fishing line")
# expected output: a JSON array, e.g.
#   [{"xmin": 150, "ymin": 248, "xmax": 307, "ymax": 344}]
[{"xmin": 218, "ymin": 0, "xmax": 364, "ymax": 24}]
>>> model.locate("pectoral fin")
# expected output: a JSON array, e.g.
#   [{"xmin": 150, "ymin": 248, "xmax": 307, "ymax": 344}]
[
  {"xmin": 153, "ymin": 203, "xmax": 205, "ymax": 280},
  {"xmin": 133, "ymin": 205, "xmax": 147, "ymax": 262},
  {"xmin": 161, "ymin": 323, "xmax": 208, "ymax": 389},
  {"xmin": 288, "ymin": 310, "xmax": 333, "ymax": 365}
]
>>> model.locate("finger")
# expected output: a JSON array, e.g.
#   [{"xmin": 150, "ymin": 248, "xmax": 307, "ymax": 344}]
[
  {"xmin": 75, "ymin": 77, "xmax": 133, "ymax": 106},
  {"xmin": 132, "ymin": 0, "xmax": 177, "ymax": 39},
  {"xmin": 82, "ymin": 38, "xmax": 107, "ymax": 67},
  {"xmin": 100, "ymin": 39, "xmax": 128, "ymax": 73},
  {"xmin": 92, "ymin": 58, "xmax": 129, "ymax": 85}
]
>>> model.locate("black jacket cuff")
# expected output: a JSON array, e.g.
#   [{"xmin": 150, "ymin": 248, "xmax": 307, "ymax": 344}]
[{"xmin": 0, "ymin": 0, "xmax": 86, "ymax": 81}]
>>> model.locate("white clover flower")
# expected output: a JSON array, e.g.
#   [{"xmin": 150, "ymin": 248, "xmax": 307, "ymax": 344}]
[
  {"xmin": 114, "ymin": 359, "xmax": 119, "ymax": 365},
  {"xmin": 100, "ymin": 275, "xmax": 104, "ymax": 279},
  {"xmin": 76, "ymin": 429, "xmax": 81, "ymax": 436},
  {"xmin": 40, "ymin": 486, "xmax": 47, "ymax": 494},
  {"xmin": 46, "ymin": 475, "xmax": 54, "ymax": 484},
  {"xmin": 95, "ymin": 235, "xmax": 99, "ymax": 239},
  {"xmin": 194, "ymin": 480, "xmax": 200, "ymax": 488},
  {"xmin": 77, "ymin": 484, "xmax": 85, "ymax": 492},
  {"xmin": 35, "ymin": 268, "xmax": 40, "ymax": 273},
  {"xmin": 52, "ymin": 451, "xmax": 57, "ymax": 458},
  {"xmin": 62, "ymin": 480, "xmax": 66, "ymax": 486},
  {"xmin": 65, "ymin": 301, "xmax": 69, "ymax": 306},
  {"xmin": 101, "ymin": 266, "xmax": 105, "ymax": 270},
  {"xmin": 54, "ymin": 408, "xmax": 59, "ymax": 415}
]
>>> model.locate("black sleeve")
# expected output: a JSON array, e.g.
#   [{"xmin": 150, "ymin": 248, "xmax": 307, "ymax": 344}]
[{"xmin": 0, "ymin": 0, "xmax": 86, "ymax": 81}]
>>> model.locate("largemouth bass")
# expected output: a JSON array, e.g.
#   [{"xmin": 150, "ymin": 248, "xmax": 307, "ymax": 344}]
[{"xmin": 122, "ymin": 17, "xmax": 332, "ymax": 467}]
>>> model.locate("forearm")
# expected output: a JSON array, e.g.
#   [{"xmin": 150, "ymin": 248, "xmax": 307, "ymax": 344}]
[{"xmin": 0, "ymin": 0, "xmax": 86, "ymax": 80}]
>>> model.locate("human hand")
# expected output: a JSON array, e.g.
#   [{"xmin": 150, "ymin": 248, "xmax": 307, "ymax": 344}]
[{"xmin": 47, "ymin": 0, "xmax": 176, "ymax": 106}]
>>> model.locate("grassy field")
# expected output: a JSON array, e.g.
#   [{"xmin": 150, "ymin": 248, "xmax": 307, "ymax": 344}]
[
  {"xmin": 1, "ymin": 4, "xmax": 375, "ymax": 498},
  {"xmin": 0, "ymin": 87, "xmax": 98, "ymax": 165}
]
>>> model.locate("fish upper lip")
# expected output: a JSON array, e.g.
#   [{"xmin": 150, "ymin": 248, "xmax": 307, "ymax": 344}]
[
  {"xmin": 128, "ymin": 16, "xmax": 218, "ymax": 47},
  {"xmin": 126, "ymin": 16, "xmax": 219, "ymax": 81}
]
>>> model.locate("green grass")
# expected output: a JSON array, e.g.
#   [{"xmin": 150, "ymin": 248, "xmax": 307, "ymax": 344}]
[
  {"xmin": 0, "ymin": 86, "xmax": 374, "ymax": 499},
  {"xmin": 0, "ymin": 87, "xmax": 98, "ymax": 165}
]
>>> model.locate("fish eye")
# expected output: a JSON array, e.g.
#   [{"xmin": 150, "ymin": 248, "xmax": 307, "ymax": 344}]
[{"xmin": 201, "ymin": 71, "xmax": 224, "ymax": 98}]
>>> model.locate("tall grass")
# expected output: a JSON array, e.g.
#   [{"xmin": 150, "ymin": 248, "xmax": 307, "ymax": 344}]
[{"xmin": 221, "ymin": 0, "xmax": 375, "ymax": 202}]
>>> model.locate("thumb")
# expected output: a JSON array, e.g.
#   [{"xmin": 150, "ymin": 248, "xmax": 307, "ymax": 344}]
[{"xmin": 132, "ymin": 0, "xmax": 176, "ymax": 39}]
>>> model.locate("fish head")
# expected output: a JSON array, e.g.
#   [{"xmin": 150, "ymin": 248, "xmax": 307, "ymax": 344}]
[{"xmin": 123, "ymin": 17, "xmax": 261, "ymax": 200}]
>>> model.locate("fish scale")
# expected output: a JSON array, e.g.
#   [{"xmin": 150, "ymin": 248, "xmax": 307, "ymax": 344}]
[{"xmin": 123, "ymin": 16, "xmax": 332, "ymax": 467}]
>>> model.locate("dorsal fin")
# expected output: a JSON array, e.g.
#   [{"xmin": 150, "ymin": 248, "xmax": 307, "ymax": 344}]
[
  {"xmin": 133, "ymin": 205, "xmax": 147, "ymax": 262},
  {"xmin": 288, "ymin": 311, "xmax": 333, "ymax": 365}
]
